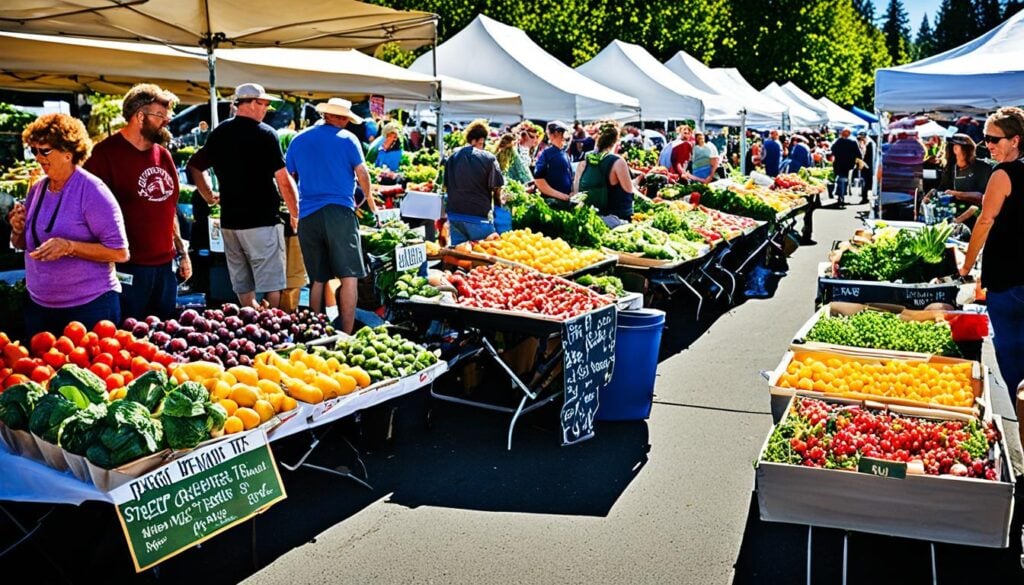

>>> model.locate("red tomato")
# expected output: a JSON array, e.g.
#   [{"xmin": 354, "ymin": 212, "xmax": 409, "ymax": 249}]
[
  {"xmin": 80, "ymin": 331, "xmax": 99, "ymax": 350},
  {"xmin": 29, "ymin": 331, "xmax": 56, "ymax": 356},
  {"xmin": 89, "ymin": 362, "xmax": 113, "ymax": 380},
  {"xmin": 98, "ymin": 337, "xmax": 121, "ymax": 355},
  {"xmin": 121, "ymin": 370, "xmax": 134, "ymax": 384},
  {"xmin": 0, "ymin": 331, "xmax": 9, "ymax": 350},
  {"xmin": 64, "ymin": 321, "xmax": 87, "ymax": 346},
  {"xmin": 54, "ymin": 336, "xmax": 75, "ymax": 356},
  {"xmin": 42, "ymin": 348, "xmax": 67, "ymax": 369},
  {"xmin": 92, "ymin": 352, "xmax": 114, "ymax": 368},
  {"xmin": 114, "ymin": 330, "xmax": 135, "ymax": 349},
  {"xmin": 13, "ymin": 357, "xmax": 39, "ymax": 376},
  {"xmin": 69, "ymin": 347, "xmax": 90, "ymax": 368},
  {"xmin": 152, "ymin": 351, "xmax": 175, "ymax": 367},
  {"xmin": 104, "ymin": 373, "xmax": 125, "ymax": 392},
  {"xmin": 114, "ymin": 350, "xmax": 132, "ymax": 370},
  {"xmin": 136, "ymin": 342, "xmax": 158, "ymax": 362},
  {"xmin": 30, "ymin": 365, "xmax": 53, "ymax": 384},
  {"xmin": 3, "ymin": 342, "xmax": 28, "ymax": 364},
  {"xmin": 92, "ymin": 319, "xmax": 118, "ymax": 339},
  {"xmin": 130, "ymin": 356, "xmax": 151, "ymax": 378},
  {"xmin": 3, "ymin": 373, "xmax": 29, "ymax": 389},
  {"xmin": 0, "ymin": 367, "xmax": 11, "ymax": 384}
]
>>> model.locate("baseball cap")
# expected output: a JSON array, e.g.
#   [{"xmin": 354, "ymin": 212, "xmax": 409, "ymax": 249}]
[
  {"xmin": 546, "ymin": 120, "xmax": 569, "ymax": 134},
  {"xmin": 233, "ymin": 82, "xmax": 275, "ymax": 102}
]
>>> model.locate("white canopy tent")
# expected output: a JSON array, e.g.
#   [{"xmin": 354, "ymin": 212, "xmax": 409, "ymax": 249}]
[
  {"xmin": 875, "ymin": 9, "xmax": 1024, "ymax": 112},
  {"xmin": 576, "ymin": 41, "xmax": 721, "ymax": 126},
  {"xmin": 0, "ymin": 0, "xmax": 438, "ymax": 125},
  {"xmin": 410, "ymin": 15, "xmax": 640, "ymax": 121},
  {"xmin": 761, "ymin": 82, "xmax": 827, "ymax": 128},
  {"xmin": 780, "ymin": 82, "xmax": 831, "ymax": 126},
  {"xmin": 816, "ymin": 97, "xmax": 867, "ymax": 129},
  {"xmin": 664, "ymin": 52, "xmax": 786, "ymax": 128}
]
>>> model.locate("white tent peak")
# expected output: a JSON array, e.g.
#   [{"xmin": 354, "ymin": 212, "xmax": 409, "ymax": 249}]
[
  {"xmin": 410, "ymin": 14, "xmax": 639, "ymax": 120},
  {"xmin": 889, "ymin": 9, "xmax": 1023, "ymax": 74}
]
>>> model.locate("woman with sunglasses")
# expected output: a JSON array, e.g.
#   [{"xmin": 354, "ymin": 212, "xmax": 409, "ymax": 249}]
[
  {"xmin": 959, "ymin": 106, "xmax": 1024, "ymax": 403},
  {"xmin": 7, "ymin": 113, "xmax": 129, "ymax": 337}
]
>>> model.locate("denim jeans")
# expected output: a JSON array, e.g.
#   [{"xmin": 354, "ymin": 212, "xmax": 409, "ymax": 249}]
[
  {"xmin": 448, "ymin": 218, "xmax": 496, "ymax": 246},
  {"xmin": 118, "ymin": 261, "xmax": 178, "ymax": 321},
  {"xmin": 25, "ymin": 290, "xmax": 121, "ymax": 339},
  {"xmin": 833, "ymin": 177, "xmax": 848, "ymax": 203},
  {"xmin": 987, "ymin": 284, "xmax": 1024, "ymax": 403}
]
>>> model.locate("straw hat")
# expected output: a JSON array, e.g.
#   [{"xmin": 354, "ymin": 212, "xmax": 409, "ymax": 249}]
[{"xmin": 316, "ymin": 98, "xmax": 364, "ymax": 123}]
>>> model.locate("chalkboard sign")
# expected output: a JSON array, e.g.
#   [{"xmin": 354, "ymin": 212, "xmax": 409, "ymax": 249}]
[
  {"xmin": 818, "ymin": 278, "xmax": 960, "ymax": 309},
  {"xmin": 561, "ymin": 304, "xmax": 617, "ymax": 445},
  {"xmin": 111, "ymin": 430, "xmax": 287, "ymax": 572},
  {"xmin": 857, "ymin": 456, "xmax": 907, "ymax": 479}
]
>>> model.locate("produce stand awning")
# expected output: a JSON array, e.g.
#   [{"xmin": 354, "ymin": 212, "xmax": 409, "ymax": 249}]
[
  {"xmin": 816, "ymin": 97, "xmax": 867, "ymax": 129},
  {"xmin": 387, "ymin": 75, "xmax": 524, "ymax": 123},
  {"xmin": 711, "ymin": 67, "xmax": 791, "ymax": 128},
  {"xmin": 663, "ymin": 51, "xmax": 786, "ymax": 127},
  {"xmin": 0, "ymin": 32, "xmax": 440, "ymax": 103},
  {"xmin": 409, "ymin": 14, "xmax": 640, "ymax": 121},
  {"xmin": 875, "ymin": 10, "xmax": 1024, "ymax": 113}
]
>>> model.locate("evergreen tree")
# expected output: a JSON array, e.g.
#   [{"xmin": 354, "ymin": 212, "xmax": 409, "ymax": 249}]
[
  {"xmin": 852, "ymin": 0, "xmax": 876, "ymax": 22},
  {"xmin": 912, "ymin": 14, "xmax": 935, "ymax": 60},
  {"xmin": 932, "ymin": 0, "xmax": 975, "ymax": 52},
  {"xmin": 881, "ymin": 0, "xmax": 911, "ymax": 64},
  {"xmin": 974, "ymin": 0, "xmax": 1004, "ymax": 32}
]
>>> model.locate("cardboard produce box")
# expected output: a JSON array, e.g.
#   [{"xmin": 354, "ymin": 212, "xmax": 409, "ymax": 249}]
[
  {"xmin": 816, "ymin": 262, "xmax": 961, "ymax": 309},
  {"xmin": 767, "ymin": 348, "xmax": 989, "ymax": 422},
  {"xmin": 756, "ymin": 395, "xmax": 1015, "ymax": 548}
]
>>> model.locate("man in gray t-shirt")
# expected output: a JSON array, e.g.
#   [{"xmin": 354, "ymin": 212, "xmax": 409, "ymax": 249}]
[{"xmin": 444, "ymin": 119, "xmax": 504, "ymax": 246}]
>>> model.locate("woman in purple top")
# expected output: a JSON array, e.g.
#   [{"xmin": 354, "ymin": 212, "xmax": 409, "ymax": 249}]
[{"xmin": 7, "ymin": 114, "xmax": 129, "ymax": 337}]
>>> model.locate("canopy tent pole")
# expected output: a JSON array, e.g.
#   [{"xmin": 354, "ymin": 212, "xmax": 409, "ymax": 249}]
[
  {"xmin": 206, "ymin": 47, "xmax": 219, "ymax": 127},
  {"xmin": 432, "ymin": 18, "xmax": 442, "ymax": 158},
  {"xmin": 741, "ymin": 108, "xmax": 749, "ymax": 175}
]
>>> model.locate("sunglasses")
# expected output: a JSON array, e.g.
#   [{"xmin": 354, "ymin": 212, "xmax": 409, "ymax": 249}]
[
  {"xmin": 141, "ymin": 110, "xmax": 172, "ymax": 121},
  {"xmin": 983, "ymin": 134, "xmax": 1012, "ymax": 144},
  {"xmin": 29, "ymin": 146, "xmax": 56, "ymax": 157}
]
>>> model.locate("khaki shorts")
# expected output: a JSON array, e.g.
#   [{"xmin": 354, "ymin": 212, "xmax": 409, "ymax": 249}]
[
  {"xmin": 222, "ymin": 224, "xmax": 286, "ymax": 294},
  {"xmin": 285, "ymin": 235, "xmax": 308, "ymax": 289}
]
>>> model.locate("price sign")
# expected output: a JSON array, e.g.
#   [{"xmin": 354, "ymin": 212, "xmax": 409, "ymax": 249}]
[
  {"xmin": 857, "ymin": 456, "xmax": 907, "ymax": 479},
  {"xmin": 111, "ymin": 430, "xmax": 286, "ymax": 572},
  {"xmin": 560, "ymin": 305, "xmax": 617, "ymax": 446},
  {"xmin": 369, "ymin": 95, "xmax": 385, "ymax": 118},
  {"xmin": 375, "ymin": 207, "xmax": 402, "ymax": 224},
  {"xmin": 395, "ymin": 243, "xmax": 427, "ymax": 272}
]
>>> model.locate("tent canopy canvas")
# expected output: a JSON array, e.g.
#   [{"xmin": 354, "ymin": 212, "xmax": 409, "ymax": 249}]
[
  {"xmin": 388, "ymin": 75, "xmax": 523, "ymax": 123},
  {"xmin": 761, "ymin": 82, "xmax": 826, "ymax": 128},
  {"xmin": 576, "ymin": 41, "xmax": 709, "ymax": 124},
  {"xmin": 664, "ymin": 52, "xmax": 785, "ymax": 127},
  {"xmin": 779, "ymin": 82, "xmax": 831, "ymax": 127},
  {"xmin": 410, "ymin": 14, "xmax": 639, "ymax": 121},
  {"xmin": 874, "ymin": 10, "xmax": 1024, "ymax": 112},
  {"xmin": 817, "ymin": 97, "xmax": 867, "ymax": 129}
]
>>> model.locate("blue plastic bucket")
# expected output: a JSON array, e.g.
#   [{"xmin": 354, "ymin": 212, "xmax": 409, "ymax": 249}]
[{"xmin": 597, "ymin": 308, "xmax": 665, "ymax": 421}]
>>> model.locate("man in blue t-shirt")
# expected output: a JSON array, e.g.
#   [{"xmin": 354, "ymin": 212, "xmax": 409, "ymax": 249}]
[
  {"xmin": 762, "ymin": 129, "xmax": 783, "ymax": 177},
  {"xmin": 285, "ymin": 97, "xmax": 379, "ymax": 333},
  {"xmin": 533, "ymin": 120, "xmax": 574, "ymax": 206}
]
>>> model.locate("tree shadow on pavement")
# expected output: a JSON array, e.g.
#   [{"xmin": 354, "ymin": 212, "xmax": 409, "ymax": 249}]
[{"xmin": 732, "ymin": 488, "xmax": 1024, "ymax": 585}]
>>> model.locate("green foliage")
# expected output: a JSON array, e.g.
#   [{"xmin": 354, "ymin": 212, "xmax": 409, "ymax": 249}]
[
  {"xmin": 86, "ymin": 94, "xmax": 124, "ymax": 138},
  {"xmin": 0, "ymin": 102, "xmax": 36, "ymax": 169},
  {"xmin": 912, "ymin": 14, "xmax": 935, "ymax": 61},
  {"xmin": 881, "ymin": 0, "xmax": 911, "ymax": 65},
  {"xmin": 375, "ymin": 42, "xmax": 419, "ymax": 68}
]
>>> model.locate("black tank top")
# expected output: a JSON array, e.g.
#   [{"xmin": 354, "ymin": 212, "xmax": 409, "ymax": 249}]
[
  {"xmin": 602, "ymin": 154, "xmax": 633, "ymax": 220},
  {"xmin": 981, "ymin": 159, "xmax": 1024, "ymax": 292}
]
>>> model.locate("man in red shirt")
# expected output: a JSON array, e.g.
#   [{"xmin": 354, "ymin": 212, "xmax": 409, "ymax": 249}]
[
  {"xmin": 670, "ymin": 124, "xmax": 694, "ymax": 177},
  {"xmin": 85, "ymin": 84, "xmax": 189, "ymax": 320}
]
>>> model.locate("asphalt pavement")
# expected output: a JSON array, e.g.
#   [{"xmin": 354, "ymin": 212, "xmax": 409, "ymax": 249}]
[{"xmin": 5, "ymin": 200, "xmax": 1022, "ymax": 584}]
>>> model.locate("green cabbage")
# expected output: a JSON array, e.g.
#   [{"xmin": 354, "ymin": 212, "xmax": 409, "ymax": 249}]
[
  {"xmin": 28, "ymin": 393, "xmax": 82, "ymax": 443},
  {"xmin": 0, "ymin": 381, "xmax": 46, "ymax": 430}
]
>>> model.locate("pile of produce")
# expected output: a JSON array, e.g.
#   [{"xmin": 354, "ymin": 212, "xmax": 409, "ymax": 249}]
[
  {"xmin": 324, "ymin": 326, "xmax": 439, "ymax": 383},
  {"xmin": 623, "ymin": 146, "xmax": 659, "ymax": 168},
  {"xmin": 601, "ymin": 223, "xmax": 706, "ymax": 261},
  {"xmin": 696, "ymin": 186, "xmax": 777, "ymax": 222},
  {"xmin": 0, "ymin": 321, "xmax": 175, "ymax": 392},
  {"xmin": 773, "ymin": 173, "xmax": 825, "ymax": 195},
  {"xmin": 0, "ymin": 364, "xmax": 230, "ymax": 468},
  {"xmin": 363, "ymin": 219, "xmax": 423, "ymax": 257},
  {"xmin": 471, "ymin": 229, "xmax": 607, "ymax": 275},
  {"xmin": 386, "ymin": 271, "xmax": 440, "ymax": 300},
  {"xmin": 134, "ymin": 305, "xmax": 334, "ymax": 368},
  {"xmin": 776, "ymin": 353, "xmax": 976, "ymax": 408},
  {"xmin": 445, "ymin": 264, "xmax": 612, "ymax": 320},
  {"xmin": 761, "ymin": 397, "xmax": 1001, "ymax": 480},
  {"xmin": 836, "ymin": 224, "xmax": 954, "ymax": 283},
  {"xmin": 509, "ymin": 193, "xmax": 609, "ymax": 248},
  {"xmin": 804, "ymin": 311, "xmax": 960, "ymax": 356},
  {"xmin": 170, "ymin": 360, "xmax": 301, "ymax": 434},
  {"xmin": 576, "ymin": 274, "xmax": 626, "ymax": 297},
  {"xmin": 728, "ymin": 182, "xmax": 807, "ymax": 212}
]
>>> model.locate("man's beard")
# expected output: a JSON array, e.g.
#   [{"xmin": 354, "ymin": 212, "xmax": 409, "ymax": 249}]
[{"xmin": 142, "ymin": 120, "xmax": 173, "ymax": 146}]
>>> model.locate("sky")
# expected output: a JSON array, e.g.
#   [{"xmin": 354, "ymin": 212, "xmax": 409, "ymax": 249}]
[{"xmin": 874, "ymin": 0, "xmax": 935, "ymax": 32}]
